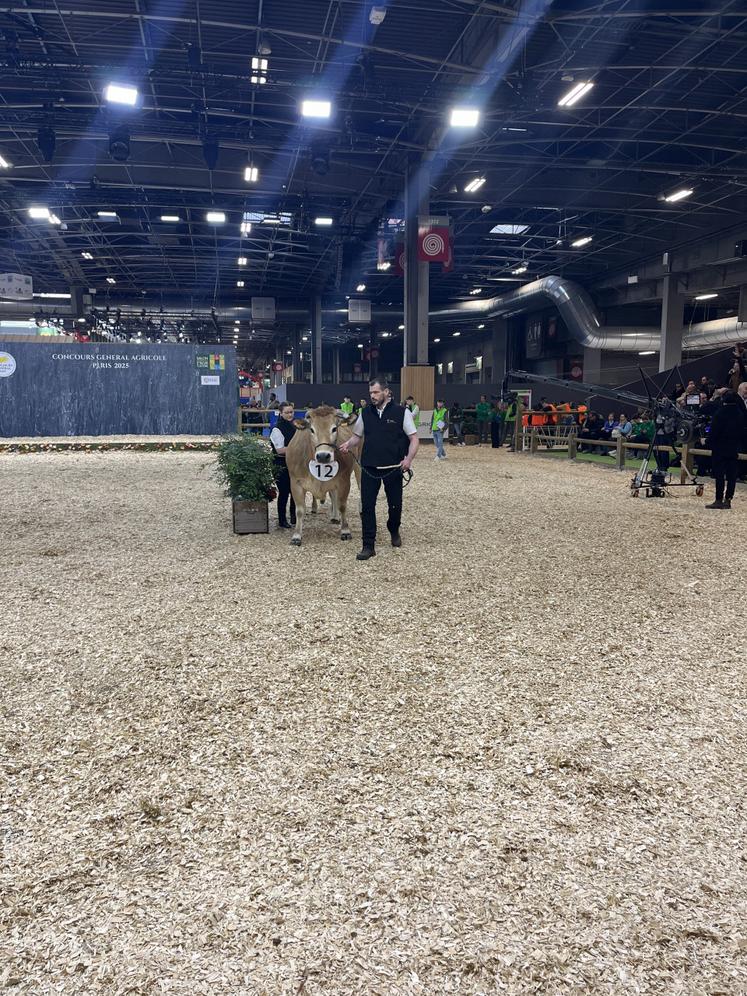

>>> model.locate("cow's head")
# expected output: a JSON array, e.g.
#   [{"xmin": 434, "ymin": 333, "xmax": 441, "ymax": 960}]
[{"xmin": 294, "ymin": 405, "xmax": 357, "ymax": 463}]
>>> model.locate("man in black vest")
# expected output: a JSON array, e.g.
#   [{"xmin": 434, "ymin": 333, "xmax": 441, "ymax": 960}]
[
  {"xmin": 339, "ymin": 377, "xmax": 419, "ymax": 560},
  {"xmin": 269, "ymin": 402, "xmax": 297, "ymax": 528}
]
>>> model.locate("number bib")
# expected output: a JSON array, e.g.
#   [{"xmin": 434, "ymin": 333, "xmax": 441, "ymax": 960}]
[{"xmin": 308, "ymin": 459, "xmax": 339, "ymax": 481}]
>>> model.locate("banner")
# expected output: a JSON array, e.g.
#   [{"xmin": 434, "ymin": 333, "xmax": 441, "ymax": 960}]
[{"xmin": 417, "ymin": 216, "xmax": 451, "ymax": 263}]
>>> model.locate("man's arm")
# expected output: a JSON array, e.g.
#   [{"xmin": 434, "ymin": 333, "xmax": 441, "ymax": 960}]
[
  {"xmin": 401, "ymin": 432, "xmax": 419, "ymax": 470},
  {"xmin": 339, "ymin": 431, "xmax": 363, "ymax": 454}
]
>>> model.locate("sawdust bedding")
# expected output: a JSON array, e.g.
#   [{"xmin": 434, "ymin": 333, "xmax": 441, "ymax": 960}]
[{"xmin": 1, "ymin": 447, "xmax": 745, "ymax": 995}]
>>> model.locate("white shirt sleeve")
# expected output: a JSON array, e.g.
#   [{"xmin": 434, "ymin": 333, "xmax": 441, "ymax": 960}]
[
  {"xmin": 403, "ymin": 409, "xmax": 417, "ymax": 435},
  {"xmin": 352, "ymin": 414, "xmax": 364, "ymax": 436},
  {"xmin": 270, "ymin": 427, "xmax": 285, "ymax": 450}
]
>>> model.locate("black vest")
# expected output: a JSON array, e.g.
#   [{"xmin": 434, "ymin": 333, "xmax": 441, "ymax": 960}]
[
  {"xmin": 271, "ymin": 417, "xmax": 296, "ymax": 465},
  {"xmin": 361, "ymin": 402, "xmax": 409, "ymax": 467}
]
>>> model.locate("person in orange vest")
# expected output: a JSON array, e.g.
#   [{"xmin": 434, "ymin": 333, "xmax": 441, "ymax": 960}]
[
  {"xmin": 577, "ymin": 403, "xmax": 588, "ymax": 426},
  {"xmin": 545, "ymin": 401, "xmax": 558, "ymax": 426}
]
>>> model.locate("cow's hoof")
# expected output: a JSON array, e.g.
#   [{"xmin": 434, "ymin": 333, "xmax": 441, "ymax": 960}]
[
  {"xmin": 290, "ymin": 536, "xmax": 302, "ymax": 546},
  {"xmin": 340, "ymin": 531, "xmax": 352, "ymax": 541},
  {"xmin": 330, "ymin": 517, "xmax": 341, "ymax": 525}
]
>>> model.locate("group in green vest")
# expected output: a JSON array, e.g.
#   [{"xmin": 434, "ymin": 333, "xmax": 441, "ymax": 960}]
[{"xmin": 340, "ymin": 396, "xmax": 354, "ymax": 416}]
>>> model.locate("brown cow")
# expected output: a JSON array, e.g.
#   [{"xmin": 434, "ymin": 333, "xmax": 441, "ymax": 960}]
[{"xmin": 285, "ymin": 406, "xmax": 359, "ymax": 546}]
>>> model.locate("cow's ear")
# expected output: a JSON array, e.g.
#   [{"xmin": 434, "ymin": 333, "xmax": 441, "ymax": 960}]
[{"xmin": 293, "ymin": 418, "xmax": 310, "ymax": 429}]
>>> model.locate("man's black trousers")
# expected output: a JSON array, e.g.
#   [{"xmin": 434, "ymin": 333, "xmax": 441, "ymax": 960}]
[
  {"xmin": 360, "ymin": 468, "xmax": 403, "ymax": 547},
  {"xmin": 713, "ymin": 455, "xmax": 738, "ymax": 502},
  {"xmin": 276, "ymin": 464, "xmax": 296, "ymax": 524}
]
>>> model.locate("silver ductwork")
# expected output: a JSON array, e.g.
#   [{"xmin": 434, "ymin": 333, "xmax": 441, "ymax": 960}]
[{"xmin": 429, "ymin": 274, "xmax": 747, "ymax": 353}]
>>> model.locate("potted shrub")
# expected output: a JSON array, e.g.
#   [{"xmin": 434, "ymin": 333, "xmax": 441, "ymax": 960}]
[
  {"xmin": 214, "ymin": 434, "xmax": 277, "ymax": 534},
  {"xmin": 462, "ymin": 415, "xmax": 479, "ymax": 446}
]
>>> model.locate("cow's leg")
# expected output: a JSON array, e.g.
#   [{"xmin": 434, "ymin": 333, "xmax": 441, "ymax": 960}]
[
  {"xmin": 290, "ymin": 483, "xmax": 306, "ymax": 545},
  {"xmin": 311, "ymin": 496, "xmax": 318, "ymax": 514},
  {"xmin": 338, "ymin": 478, "xmax": 353, "ymax": 540},
  {"xmin": 329, "ymin": 490, "xmax": 340, "ymax": 524}
]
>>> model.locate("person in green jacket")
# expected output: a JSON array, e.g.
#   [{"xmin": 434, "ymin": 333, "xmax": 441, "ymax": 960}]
[
  {"xmin": 475, "ymin": 395, "xmax": 492, "ymax": 444},
  {"xmin": 340, "ymin": 395, "xmax": 354, "ymax": 416},
  {"xmin": 405, "ymin": 396, "xmax": 421, "ymax": 428},
  {"xmin": 431, "ymin": 399, "xmax": 448, "ymax": 460}
]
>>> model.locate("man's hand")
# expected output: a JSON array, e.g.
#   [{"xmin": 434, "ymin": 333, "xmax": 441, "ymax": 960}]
[
  {"xmin": 400, "ymin": 456, "xmax": 413, "ymax": 471},
  {"xmin": 339, "ymin": 435, "xmax": 360, "ymax": 455}
]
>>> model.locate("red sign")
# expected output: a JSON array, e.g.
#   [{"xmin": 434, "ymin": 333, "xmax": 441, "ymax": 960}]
[
  {"xmin": 417, "ymin": 224, "xmax": 450, "ymax": 263},
  {"xmin": 272, "ymin": 361, "xmax": 284, "ymax": 372}
]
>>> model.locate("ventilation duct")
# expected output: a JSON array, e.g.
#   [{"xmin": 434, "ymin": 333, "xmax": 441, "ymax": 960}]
[{"xmin": 429, "ymin": 275, "xmax": 747, "ymax": 352}]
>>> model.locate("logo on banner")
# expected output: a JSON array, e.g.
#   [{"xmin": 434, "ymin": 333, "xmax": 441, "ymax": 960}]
[
  {"xmin": 395, "ymin": 242, "xmax": 406, "ymax": 276},
  {"xmin": 0, "ymin": 351, "xmax": 16, "ymax": 377},
  {"xmin": 209, "ymin": 353, "xmax": 225, "ymax": 371}
]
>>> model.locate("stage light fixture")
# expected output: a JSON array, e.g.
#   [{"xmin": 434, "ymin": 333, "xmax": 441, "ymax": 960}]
[
  {"xmin": 571, "ymin": 235, "xmax": 592, "ymax": 248},
  {"xmin": 449, "ymin": 107, "xmax": 480, "ymax": 128},
  {"xmin": 206, "ymin": 211, "xmax": 226, "ymax": 223},
  {"xmin": 244, "ymin": 165, "xmax": 259, "ymax": 182},
  {"xmin": 464, "ymin": 177, "xmax": 486, "ymax": 193},
  {"xmin": 558, "ymin": 81, "xmax": 594, "ymax": 107},
  {"xmin": 28, "ymin": 206, "xmax": 51, "ymax": 220},
  {"xmin": 108, "ymin": 127, "xmax": 131, "ymax": 162},
  {"xmin": 0, "ymin": 154, "xmax": 11, "ymax": 168},
  {"xmin": 302, "ymin": 99, "xmax": 331, "ymax": 118},
  {"xmin": 104, "ymin": 83, "xmax": 138, "ymax": 106}
]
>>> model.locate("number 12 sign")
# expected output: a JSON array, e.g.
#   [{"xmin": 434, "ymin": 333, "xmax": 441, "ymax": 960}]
[{"xmin": 308, "ymin": 460, "xmax": 339, "ymax": 480}]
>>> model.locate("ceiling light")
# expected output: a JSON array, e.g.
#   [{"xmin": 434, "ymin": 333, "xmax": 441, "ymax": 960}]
[
  {"xmin": 464, "ymin": 177, "xmax": 486, "ymax": 193},
  {"xmin": 98, "ymin": 211, "xmax": 118, "ymax": 219},
  {"xmin": 302, "ymin": 99, "xmax": 332, "ymax": 119},
  {"xmin": 314, "ymin": 217, "xmax": 334, "ymax": 226},
  {"xmin": 469, "ymin": 288, "xmax": 482, "ymax": 295},
  {"xmin": 370, "ymin": 6, "xmax": 387, "ymax": 24},
  {"xmin": 489, "ymin": 224, "xmax": 529, "ymax": 235},
  {"xmin": 638, "ymin": 351, "xmax": 656, "ymax": 356},
  {"xmin": 81, "ymin": 251, "xmax": 94, "ymax": 260},
  {"xmin": 477, "ymin": 323, "xmax": 485, "ymax": 329},
  {"xmin": 251, "ymin": 56, "xmax": 268, "ymax": 71},
  {"xmin": 0, "ymin": 154, "xmax": 11, "ymax": 169},
  {"xmin": 302, "ymin": 336, "xmax": 308, "ymax": 341},
  {"xmin": 250, "ymin": 75, "xmax": 267, "ymax": 85},
  {"xmin": 558, "ymin": 80, "xmax": 594, "ymax": 107},
  {"xmin": 237, "ymin": 257, "xmax": 248, "ymax": 266},
  {"xmin": 50, "ymin": 214, "xmax": 62, "ymax": 225},
  {"xmin": 244, "ymin": 165, "xmax": 259, "ymax": 183},
  {"xmin": 663, "ymin": 187, "xmax": 693, "ymax": 203},
  {"xmin": 356, "ymin": 283, "xmax": 366, "ymax": 292},
  {"xmin": 377, "ymin": 261, "xmax": 391, "ymax": 271},
  {"xmin": 571, "ymin": 235, "xmax": 593, "ymax": 248},
  {"xmin": 34, "ymin": 292, "xmax": 71, "ymax": 299},
  {"xmin": 398, "ymin": 324, "xmax": 404, "ymax": 330},
  {"xmin": 452, "ymin": 331, "xmax": 461, "ymax": 337},
  {"xmin": 206, "ymin": 211, "xmax": 226, "ymax": 223},
  {"xmin": 236, "ymin": 280, "xmax": 245, "ymax": 287},
  {"xmin": 28, "ymin": 207, "xmax": 51, "ymax": 220},
  {"xmin": 240, "ymin": 222, "xmax": 252, "ymax": 236},
  {"xmin": 511, "ymin": 265, "xmax": 528, "ymax": 275},
  {"xmin": 450, "ymin": 107, "xmax": 480, "ymax": 128},
  {"xmin": 106, "ymin": 277, "xmax": 116, "ymax": 284},
  {"xmin": 381, "ymin": 332, "xmax": 390, "ymax": 338},
  {"xmin": 160, "ymin": 214, "xmax": 180, "ymax": 222},
  {"xmin": 694, "ymin": 293, "xmax": 718, "ymax": 301},
  {"xmin": 433, "ymin": 337, "xmax": 441, "ymax": 343},
  {"xmin": 104, "ymin": 83, "xmax": 138, "ymax": 106},
  {"xmin": 234, "ymin": 320, "xmax": 240, "ymax": 325}
]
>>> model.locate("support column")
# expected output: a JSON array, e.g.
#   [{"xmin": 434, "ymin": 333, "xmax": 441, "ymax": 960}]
[
  {"xmin": 332, "ymin": 346, "xmax": 341, "ymax": 384},
  {"xmin": 738, "ymin": 285, "xmax": 747, "ymax": 323},
  {"xmin": 311, "ymin": 295, "xmax": 323, "ymax": 384},
  {"xmin": 491, "ymin": 318, "xmax": 509, "ymax": 388},
  {"xmin": 583, "ymin": 346, "xmax": 603, "ymax": 384},
  {"xmin": 659, "ymin": 274, "xmax": 684, "ymax": 372},
  {"xmin": 291, "ymin": 325, "xmax": 302, "ymax": 383},
  {"xmin": 403, "ymin": 158, "xmax": 430, "ymax": 367}
]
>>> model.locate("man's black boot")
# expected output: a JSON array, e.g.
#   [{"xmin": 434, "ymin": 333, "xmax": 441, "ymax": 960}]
[
  {"xmin": 356, "ymin": 546, "xmax": 376, "ymax": 561},
  {"xmin": 390, "ymin": 532, "xmax": 402, "ymax": 547},
  {"xmin": 278, "ymin": 518, "xmax": 292, "ymax": 529},
  {"xmin": 705, "ymin": 500, "xmax": 724, "ymax": 509}
]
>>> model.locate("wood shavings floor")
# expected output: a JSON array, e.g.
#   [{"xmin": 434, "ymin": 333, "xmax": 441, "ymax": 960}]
[{"xmin": 1, "ymin": 447, "xmax": 745, "ymax": 995}]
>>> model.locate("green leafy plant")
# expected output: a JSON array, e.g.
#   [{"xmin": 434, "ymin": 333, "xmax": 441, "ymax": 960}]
[{"xmin": 214, "ymin": 434, "xmax": 277, "ymax": 502}]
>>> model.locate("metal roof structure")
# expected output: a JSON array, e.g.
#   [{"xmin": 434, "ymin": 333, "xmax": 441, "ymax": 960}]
[{"xmin": 1, "ymin": 0, "xmax": 747, "ymax": 352}]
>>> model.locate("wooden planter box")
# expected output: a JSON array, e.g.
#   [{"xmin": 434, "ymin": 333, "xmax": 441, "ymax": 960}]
[
  {"xmin": 464, "ymin": 434, "xmax": 479, "ymax": 446},
  {"xmin": 232, "ymin": 499, "xmax": 269, "ymax": 534}
]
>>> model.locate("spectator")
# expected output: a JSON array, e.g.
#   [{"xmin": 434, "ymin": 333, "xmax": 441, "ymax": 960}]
[
  {"xmin": 630, "ymin": 414, "xmax": 655, "ymax": 445},
  {"xmin": 579, "ymin": 411, "xmax": 604, "ymax": 452},
  {"xmin": 728, "ymin": 344, "xmax": 747, "ymax": 390},
  {"xmin": 449, "ymin": 401, "xmax": 464, "ymax": 445},
  {"xmin": 340, "ymin": 395, "xmax": 354, "ymax": 416},
  {"xmin": 491, "ymin": 403, "xmax": 503, "ymax": 448},
  {"xmin": 738, "ymin": 382, "xmax": 747, "ymax": 414},
  {"xmin": 267, "ymin": 392, "xmax": 280, "ymax": 410},
  {"xmin": 670, "ymin": 382, "xmax": 684, "ymax": 402},
  {"xmin": 431, "ymin": 399, "xmax": 448, "ymax": 460},
  {"xmin": 699, "ymin": 375, "xmax": 716, "ymax": 398},
  {"xmin": 705, "ymin": 391, "xmax": 744, "ymax": 509},
  {"xmin": 616, "ymin": 413, "xmax": 633, "ymax": 439},
  {"xmin": 357, "ymin": 398, "xmax": 368, "ymax": 414},
  {"xmin": 600, "ymin": 412, "xmax": 618, "ymax": 440},
  {"xmin": 404, "ymin": 395, "xmax": 421, "ymax": 429},
  {"xmin": 475, "ymin": 394, "xmax": 491, "ymax": 445},
  {"xmin": 503, "ymin": 396, "xmax": 518, "ymax": 448}
]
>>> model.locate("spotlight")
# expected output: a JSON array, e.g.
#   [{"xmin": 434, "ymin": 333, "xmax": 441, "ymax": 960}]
[
  {"xmin": 108, "ymin": 127, "xmax": 131, "ymax": 162},
  {"xmin": 104, "ymin": 83, "xmax": 138, "ymax": 106},
  {"xmin": 37, "ymin": 125, "xmax": 56, "ymax": 163}
]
